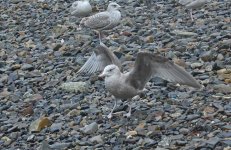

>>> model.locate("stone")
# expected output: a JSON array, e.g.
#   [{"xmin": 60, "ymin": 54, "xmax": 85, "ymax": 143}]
[
  {"xmin": 190, "ymin": 62, "xmax": 203, "ymax": 69},
  {"xmin": 50, "ymin": 143, "xmax": 71, "ymax": 149},
  {"xmin": 27, "ymin": 134, "xmax": 35, "ymax": 142},
  {"xmin": 186, "ymin": 114, "xmax": 200, "ymax": 121},
  {"xmin": 11, "ymin": 64, "xmax": 21, "ymax": 70},
  {"xmin": 50, "ymin": 123, "xmax": 62, "ymax": 132},
  {"xmin": 200, "ymin": 50, "xmax": 216, "ymax": 62},
  {"xmin": 213, "ymin": 84, "xmax": 231, "ymax": 94},
  {"xmin": 145, "ymin": 36, "xmax": 154, "ymax": 43},
  {"xmin": 21, "ymin": 64, "xmax": 34, "ymax": 71},
  {"xmin": 125, "ymin": 131, "xmax": 138, "ymax": 139},
  {"xmin": 29, "ymin": 117, "xmax": 52, "ymax": 132},
  {"xmin": 171, "ymin": 30, "xmax": 198, "ymax": 37},
  {"xmin": 60, "ymin": 82, "xmax": 89, "ymax": 93},
  {"xmin": 38, "ymin": 141, "xmax": 51, "ymax": 150},
  {"xmin": 206, "ymin": 137, "xmax": 221, "ymax": 147},
  {"xmin": 80, "ymin": 122, "xmax": 98, "ymax": 134},
  {"xmin": 179, "ymin": 128, "xmax": 189, "ymax": 135},
  {"xmin": 89, "ymin": 135, "xmax": 103, "ymax": 143}
]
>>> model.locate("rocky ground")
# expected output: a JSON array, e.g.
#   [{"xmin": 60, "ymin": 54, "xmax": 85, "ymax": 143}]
[{"xmin": 0, "ymin": 0, "xmax": 231, "ymax": 149}]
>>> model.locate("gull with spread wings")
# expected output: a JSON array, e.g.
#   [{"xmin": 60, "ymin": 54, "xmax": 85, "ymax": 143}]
[
  {"xmin": 98, "ymin": 52, "xmax": 201, "ymax": 118},
  {"xmin": 77, "ymin": 43, "xmax": 201, "ymax": 119}
]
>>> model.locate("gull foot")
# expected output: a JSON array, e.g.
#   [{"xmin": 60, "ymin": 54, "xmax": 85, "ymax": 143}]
[
  {"xmin": 107, "ymin": 113, "xmax": 113, "ymax": 119},
  {"xmin": 105, "ymin": 36, "xmax": 111, "ymax": 40},
  {"xmin": 123, "ymin": 112, "xmax": 131, "ymax": 118},
  {"xmin": 77, "ymin": 25, "xmax": 82, "ymax": 31},
  {"xmin": 77, "ymin": 27, "xmax": 82, "ymax": 31}
]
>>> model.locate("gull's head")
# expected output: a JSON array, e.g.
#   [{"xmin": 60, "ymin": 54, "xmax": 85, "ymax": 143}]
[
  {"xmin": 99, "ymin": 64, "xmax": 120, "ymax": 78},
  {"xmin": 107, "ymin": 2, "xmax": 121, "ymax": 11}
]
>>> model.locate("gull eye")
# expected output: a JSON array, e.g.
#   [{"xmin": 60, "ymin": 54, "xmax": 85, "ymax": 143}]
[{"xmin": 109, "ymin": 68, "xmax": 114, "ymax": 72}]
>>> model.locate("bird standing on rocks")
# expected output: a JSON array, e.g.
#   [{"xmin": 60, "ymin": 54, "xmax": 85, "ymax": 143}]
[
  {"xmin": 70, "ymin": 0, "xmax": 92, "ymax": 17},
  {"xmin": 179, "ymin": 0, "xmax": 211, "ymax": 21},
  {"xmin": 98, "ymin": 52, "xmax": 201, "ymax": 119},
  {"xmin": 79, "ymin": 2, "xmax": 121, "ymax": 42}
]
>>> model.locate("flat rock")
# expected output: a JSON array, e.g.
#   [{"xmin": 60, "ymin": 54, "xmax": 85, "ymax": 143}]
[
  {"xmin": 171, "ymin": 30, "xmax": 198, "ymax": 37},
  {"xmin": 50, "ymin": 142, "xmax": 71, "ymax": 149},
  {"xmin": 213, "ymin": 84, "xmax": 231, "ymax": 94},
  {"xmin": 89, "ymin": 135, "xmax": 103, "ymax": 143},
  {"xmin": 38, "ymin": 141, "xmax": 51, "ymax": 150},
  {"xmin": 50, "ymin": 123, "xmax": 62, "ymax": 132},
  {"xmin": 60, "ymin": 82, "xmax": 89, "ymax": 93},
  {"xmin": 21, "ymin": 64, "xmax": 34, "ymax": 71},
  {"xmin": 80, "ymin": 122, "xmax": 98, "ymax": 134}
]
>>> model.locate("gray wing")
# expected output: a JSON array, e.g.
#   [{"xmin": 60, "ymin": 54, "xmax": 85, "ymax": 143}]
[
  {"xmin": 185, "ymin": 0, "xmax": 209, "ymax": 9},
  {"xmin": 77, "ymin": 42, "xmax": 122, "ymax": 74},
  {"xmin": 84, "ymin": 12, "xmax": 110, "ymax": 29},
  {"xmin": 126, "ymin": 52, "xmax": 201, "ymax": 90},
  {"xmin": 179, "ymin": 0, "xmax": 193, "ymax": 5}
]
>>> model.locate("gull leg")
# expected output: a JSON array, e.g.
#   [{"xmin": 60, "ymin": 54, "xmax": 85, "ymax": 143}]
[
  {"xmin": 77, "ymin": 18, "xmax": 85, "ymax": 30},
  {"xmin": 107, "ymin": 99, "xmax": 117, "ymax": 119},
  {"xmin": 77, "ymin": 25, "xmax": 82, "ymax": 31},
  {"xmin": 190, "ymin": 9, "xmax": 194, "ymax": 21},
  {"xmin": 123, "ymin": 103, "xmax": 132, "ymax": 118},
  {"xmin": 98, "ymin": 31, "xmax": 102, "ymax": 43}
]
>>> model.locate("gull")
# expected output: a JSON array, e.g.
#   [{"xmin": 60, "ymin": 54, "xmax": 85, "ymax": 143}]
[
  {"xmin": 77, "ymin": 42, "xmax": 122, "ymax": 74},
  {"xmin": 79, "ymin": 2, "xmax": 121, "ymax": 42},
  {"xmin": 98, "ymin": 52, "xmax": 201, "ymax": 118},
  {"xmin": 70, "ymin": 0, "xmax": 92, "ymax": 17},
  {"xmin": 179, "ymin": 0, "xmax": 211, "ymax": 21}
]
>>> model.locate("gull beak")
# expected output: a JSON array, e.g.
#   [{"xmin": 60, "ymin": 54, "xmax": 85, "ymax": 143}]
[{"xmin": 98, "ymin": 72, "xmax": 106, "ymax": 78}]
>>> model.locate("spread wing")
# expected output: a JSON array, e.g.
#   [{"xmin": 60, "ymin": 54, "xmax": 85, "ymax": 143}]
[
  {"xmin": 77, "ymin": 42, "xmax": 122, "ymax": 74},
  {"xmin": 84, "ymin": 12, "xmax": 111, "ymax": 29},
  {"xmin": 126, "ymin": 52, "xmax": 201, "ymax": 90}
]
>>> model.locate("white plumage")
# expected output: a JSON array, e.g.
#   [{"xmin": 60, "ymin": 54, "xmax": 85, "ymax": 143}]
[
  {"xmin": 179, "ymin": 0, "xmax": 211, "ymax": 21},
  {"xmin": 70, "ymin": 0, "xmax": 92, "ymax": 17}
]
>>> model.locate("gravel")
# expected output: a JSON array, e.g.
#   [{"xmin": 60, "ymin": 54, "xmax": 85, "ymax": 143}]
[{"xmin": 0, "ymin": 0, "xmax": 230, "ymax": 149}]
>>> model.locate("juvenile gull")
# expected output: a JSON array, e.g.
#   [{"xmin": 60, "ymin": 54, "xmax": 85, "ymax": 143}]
[
  {"xmin": 79, "ymin": 2, "xmax": 121, "ymax": 42},
  {"xmin": 77, "ymin": 42, "xmax": 122, "ymax": 74},
  {"xmin": 70, "ymin": 0, "xmax": 92, "ymax": 17},
  {"xmin": 179, "ymin": 0, "xmax": 211, "ymax": 21},
  {"xmin": 98, "ymin": 52, "xmax": 201, "ymax": 118}
]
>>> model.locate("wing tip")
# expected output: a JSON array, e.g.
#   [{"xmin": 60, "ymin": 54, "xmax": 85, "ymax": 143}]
[
  {"xmin": 77, "ymin": 68, "xmax": 86, "ymax": 75},
  {"xmin": 190, "ymin": 81, "xmax": 203, "ymax": 89}
]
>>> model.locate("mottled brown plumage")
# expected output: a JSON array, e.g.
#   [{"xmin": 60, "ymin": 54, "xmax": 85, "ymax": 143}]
[{"xmin": 80, "ymin": 2, "xmax": 121, "ymax": 42}]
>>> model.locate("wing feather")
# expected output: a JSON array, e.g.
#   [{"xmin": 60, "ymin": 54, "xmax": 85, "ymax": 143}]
[
  {"xmin": 77, "ymin": 42, "xmax": 122, "ymax": 74},
  {"xmin": 126, "ymin": 52, "xmax": 201, "ymax": 90},
  {"xmin": 84, "ymin": 12, "xmax": 110, "ymax": 29}
]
